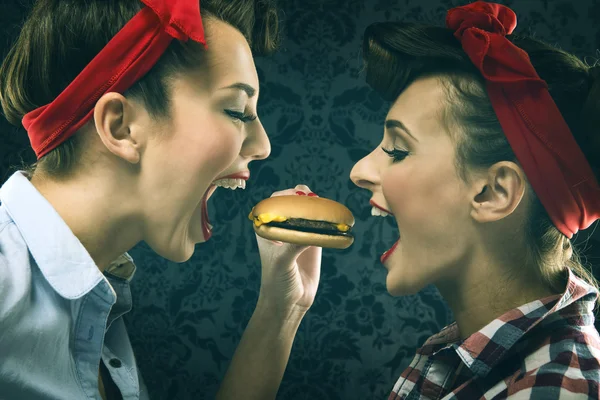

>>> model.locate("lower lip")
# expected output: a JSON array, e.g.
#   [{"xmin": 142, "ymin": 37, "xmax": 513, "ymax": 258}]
[
  {"xmin": 200, "ymin": 186, "xmax": 215, "ymax": 240},
  {"xmin": 380, "ymin": 238, "xmax": 400, "ymax": 264}
]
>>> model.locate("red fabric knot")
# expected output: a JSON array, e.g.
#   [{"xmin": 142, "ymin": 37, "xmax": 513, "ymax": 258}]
[
  {"xmin": 447, "ymin": 2, "xmax": 542, "ymax": 86},
  {"xmin": 141, "ymin": 0, "xmax": 206, "ymax": 44},
  {"xmin": 446, "ymin": 1, "xmax": 516, "ymax": 38}
]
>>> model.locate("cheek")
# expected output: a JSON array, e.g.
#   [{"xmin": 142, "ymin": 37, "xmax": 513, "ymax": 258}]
[
  {"xmin": 382, "ymin": 157, "xmax": 466, "ymax": 224},
  {"xmin": 381, "ymin": 160, "xmax": 470, "ymax": 262},
  {"xmin": 381, "ymin": 162, "xmax": 441, "ymax": 217},
  {"xmin": 173, "ymin": 116, "xmax": 242, "ymax": 174}
]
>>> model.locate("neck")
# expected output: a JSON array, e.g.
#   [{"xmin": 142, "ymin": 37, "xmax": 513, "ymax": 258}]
[
  {"xmin": 30, "ymin": 171, "xmax": 142, "ymax": 272},
  {"xmin": 436, "ymin": 246, "xmax": 564, "ymax": 340}
]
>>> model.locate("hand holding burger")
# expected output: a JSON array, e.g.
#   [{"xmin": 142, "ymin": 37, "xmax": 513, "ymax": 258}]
[{"xmin": 251, "ymin": 185, "xmax": 351, "ymax": 320}]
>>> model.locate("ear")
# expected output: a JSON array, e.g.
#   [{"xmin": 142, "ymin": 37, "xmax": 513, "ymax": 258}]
[
  {"xmin": 93, "ymin": 92, "xmax": 143, "ymax": 164},
  {"xmin": 469, "ymin": 161, "xmax": 527, "ymax": 223}
]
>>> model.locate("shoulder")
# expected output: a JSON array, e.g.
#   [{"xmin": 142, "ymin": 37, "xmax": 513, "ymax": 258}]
[
  {"xmin": 0, "ymin": 206, "xmax": 34, "ymax": 320},
  {"xmin": 0, "ymin": 203, "xmax": 11, "ymax": 233},
  {"xmin": 500, "ymin": 325, "xmax": 600, "ymax": 399},
  {"xmin": 0, "ymin": 202, "xmax": 33, "ymax": 268}
]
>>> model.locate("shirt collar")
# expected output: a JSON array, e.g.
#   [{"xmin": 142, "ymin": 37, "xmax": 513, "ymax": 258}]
[
  {"xmin": 105, "ymin": 253, "xmax": 137, "ymax": 282},
  {"xmin": 421, "ymin": 268, "xmax": 598, "ymax": 378},
  {"xmin": 0, "ymin": 171, "xmax": 136, "ymax": 299}
]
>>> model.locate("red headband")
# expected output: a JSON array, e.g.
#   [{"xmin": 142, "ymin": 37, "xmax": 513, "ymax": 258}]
[
  {"xmin": 446, "ymin": 1, "xmax": 600, "ymax": 238},
  {"xmin": 22, "ymin": 0, "xmax": 206, "ymax": 160}
]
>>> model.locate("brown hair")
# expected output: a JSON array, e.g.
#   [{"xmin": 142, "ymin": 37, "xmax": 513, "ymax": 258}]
[
  {"xmin": 362, "ymin": 22, "xmax": 600, "ymax": 305},
  {"xmin": 0, "ymin": 0, "xmax": 280, "ymax": 178}
]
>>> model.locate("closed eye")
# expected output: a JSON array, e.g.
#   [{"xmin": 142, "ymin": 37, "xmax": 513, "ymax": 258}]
[
  {"xmin": 382, "ymin": 146, "xmax": 410, "ymax": 162},
  {"xmin": 225, "ymin": 109, "xmax": 258, "ymax": 124}
]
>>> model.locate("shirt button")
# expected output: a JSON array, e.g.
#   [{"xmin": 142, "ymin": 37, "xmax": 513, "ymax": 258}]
[{"xmin": 109, "ymin": 358, "xmax": 122, "ymax": 368}]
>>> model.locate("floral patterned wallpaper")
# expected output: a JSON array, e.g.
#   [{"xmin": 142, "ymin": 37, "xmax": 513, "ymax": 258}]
[{"xmin": 1, "ymin": 0, "xmax": 599, "ymax": 399}]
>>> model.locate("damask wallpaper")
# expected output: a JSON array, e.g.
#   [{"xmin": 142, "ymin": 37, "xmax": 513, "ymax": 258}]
[{"xmin": 1, "ymin": 0, "xmax": 599, "ymax": 399}]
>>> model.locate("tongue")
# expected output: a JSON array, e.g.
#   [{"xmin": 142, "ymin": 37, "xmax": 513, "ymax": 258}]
[{"xmin": 380, "ymin": 238, "xmax": 400, "ymax": 264}]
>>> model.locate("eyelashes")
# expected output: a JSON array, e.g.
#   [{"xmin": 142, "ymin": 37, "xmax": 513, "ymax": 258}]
[
  {"xmin": 225, "ymin": 109, "xmax": 258, "ymax": 124},
  {"xmin": 381, "ymin": 146, "xmax": 410, "ymax": 162}
]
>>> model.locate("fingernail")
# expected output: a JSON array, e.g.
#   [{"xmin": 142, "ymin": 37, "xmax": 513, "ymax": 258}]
[
  {"xmin": 296, "ymin": 191, "xmax": 306, "ymax": 196},
  {"xmin": 307, "ymin": 192, "xmax": 318, "ymax": 197}
]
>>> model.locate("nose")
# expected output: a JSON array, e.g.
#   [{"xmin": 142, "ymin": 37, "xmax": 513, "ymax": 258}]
[
  {"xmin": 241, "ymin": 118, "xmax": 271, "ymax": 161},
  {"xmin": 350, "ymin": 150, "xmax": 380, "ymax": 191}
]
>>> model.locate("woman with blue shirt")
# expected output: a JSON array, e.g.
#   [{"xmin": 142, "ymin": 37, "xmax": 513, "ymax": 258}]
[{"xmin": 0, "ymin": 0, "xmax": 322, "ymax": 399}]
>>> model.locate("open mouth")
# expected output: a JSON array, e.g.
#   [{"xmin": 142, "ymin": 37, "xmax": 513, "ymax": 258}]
[
  {"xmin": 369, "ymin": 200, "xmax": 400, "ymax": 264},
  {"xmin": 200, "ymin": 177, "xmax": 247, "ymax": 240}
]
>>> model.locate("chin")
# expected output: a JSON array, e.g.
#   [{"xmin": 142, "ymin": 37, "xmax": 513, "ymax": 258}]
[
  {"xmin": 148, "ymin": 240, "xmax": 195, "ymax": 264},
  {"xmin": 385, "ymin": 269, "xmax": 426, "ymax": 297},
  {"xmin": 163, "ymin": 249, "xmax": 194, "ymax": 263}
]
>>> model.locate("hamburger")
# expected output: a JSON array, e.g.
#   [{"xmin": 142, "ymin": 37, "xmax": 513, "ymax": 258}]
[{"xmin": 248, "ymin": 195, "xmax": 355, "ymax": 249}]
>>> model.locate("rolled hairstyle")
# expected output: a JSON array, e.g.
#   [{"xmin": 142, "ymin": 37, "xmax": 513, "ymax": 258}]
[
  {"xmin": 0, "ymin": 0, "xmax": 280, "ymax": 177},
  {"xmin": 362, "ymin": 22, "xmax": 600, "ymax": 303}
]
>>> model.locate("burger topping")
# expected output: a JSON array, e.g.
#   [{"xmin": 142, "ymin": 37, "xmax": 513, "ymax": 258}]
[
  {"xmin": 247, "ymin": 212, "xmax": 288, "ymax": 226},
  {"xmin": 248, "ymin": 212, "xmax": 352, "ymax": 235},
  {"xmin": 336, "ymin": 223, "xmax": 350, "ymax": 232}
]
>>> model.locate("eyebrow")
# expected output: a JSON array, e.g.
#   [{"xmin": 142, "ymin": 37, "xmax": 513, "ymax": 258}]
[
  {"xmin": 220, "ymin": 82, "xmax": 257, "ymax": 98},
  {"xmin": 385, "ymin": 119, "xmax": 418, "ymax": 142}
]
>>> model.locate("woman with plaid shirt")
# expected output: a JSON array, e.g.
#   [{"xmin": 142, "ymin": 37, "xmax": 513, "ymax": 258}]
[{"xmin": 350, "ymin": 2, "xmax": 600, "ymax": 398}]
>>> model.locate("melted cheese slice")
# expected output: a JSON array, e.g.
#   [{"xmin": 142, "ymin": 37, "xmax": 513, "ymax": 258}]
[
  {"xmin": 336, "ymin": 223, "xmax": 350, "ymax": 232},
  {"xmin": 248, "ymin": 212, "xmax": 288, "ymax": 227}
]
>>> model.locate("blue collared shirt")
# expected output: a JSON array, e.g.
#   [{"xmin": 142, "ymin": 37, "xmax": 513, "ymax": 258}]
[{"xmin": 0, "ymin": 171, "xmax": 148, "ymax": 399}]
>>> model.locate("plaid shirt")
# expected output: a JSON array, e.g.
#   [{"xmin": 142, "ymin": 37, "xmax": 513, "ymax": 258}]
[{"xmin": 389, "ymin": 269, "xmax": 600, "ymax": 399}]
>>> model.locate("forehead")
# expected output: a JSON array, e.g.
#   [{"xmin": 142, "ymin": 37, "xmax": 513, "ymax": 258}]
[
  {"xmin": 386, "ymin": 76, "xmax": 448, "ymax": 136},
  {"xmin": 182, "ymin": 18, "xmax": 258, "ymax": 93}
]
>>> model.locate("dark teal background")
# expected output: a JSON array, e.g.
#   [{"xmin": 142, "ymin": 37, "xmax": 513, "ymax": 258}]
[{"xmin": 1, "ymin": 1, "xmax": 599, "ymax": 398}]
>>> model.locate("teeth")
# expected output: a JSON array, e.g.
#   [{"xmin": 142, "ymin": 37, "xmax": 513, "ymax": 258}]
[
  {"xmin": 371, "ymin": 207, "xmax": 390, "ymax": 217},
  {"xmin": 212, "ymin": 178, "xmax": 246, "ymax": 190}
]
